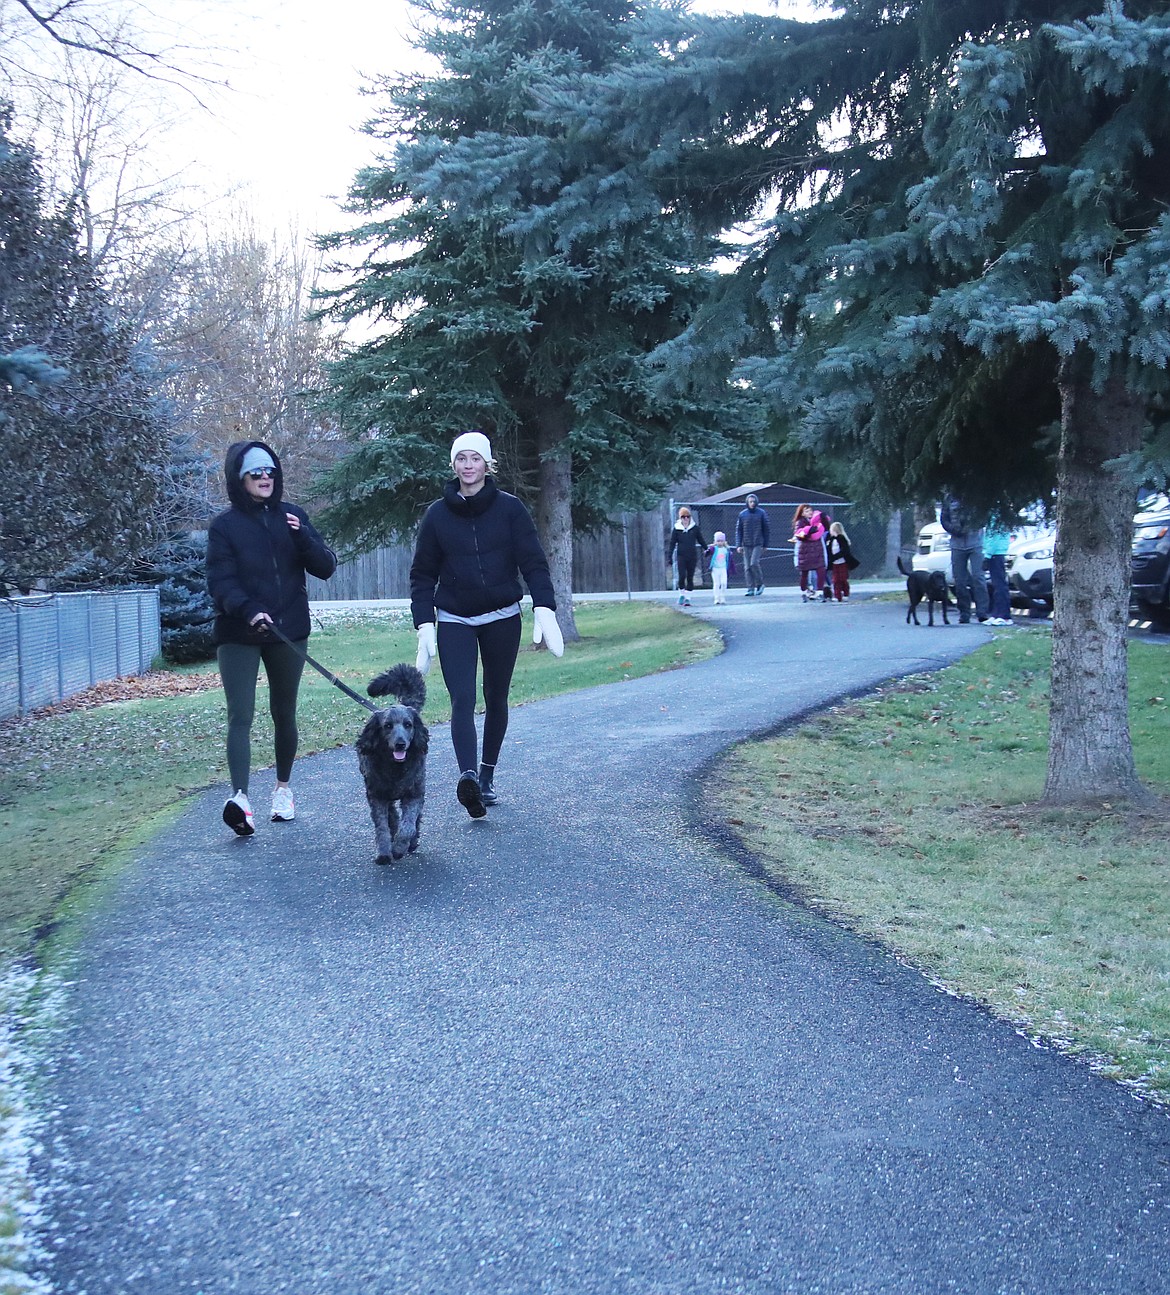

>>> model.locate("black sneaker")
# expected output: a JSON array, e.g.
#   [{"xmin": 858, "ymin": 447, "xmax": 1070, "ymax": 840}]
[{"xmin": 457, "ymin": 770, "xmax": 487, "ymax": 818}]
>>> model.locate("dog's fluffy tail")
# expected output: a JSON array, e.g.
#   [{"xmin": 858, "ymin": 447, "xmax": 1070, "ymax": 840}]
[{"xmin": 367, "ymin": 663, "xmax": 426, "ymax": 711}]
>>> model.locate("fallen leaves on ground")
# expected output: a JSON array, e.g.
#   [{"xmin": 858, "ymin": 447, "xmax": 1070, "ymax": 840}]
[{"xmin": 5, "ymin": 670, "xmax": 221, "ymax": 726}]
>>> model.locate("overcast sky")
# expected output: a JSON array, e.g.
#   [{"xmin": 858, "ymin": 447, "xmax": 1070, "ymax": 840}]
[{"xmin": 162, "ymin": 0, "xmax": 424, "ymax": 241}]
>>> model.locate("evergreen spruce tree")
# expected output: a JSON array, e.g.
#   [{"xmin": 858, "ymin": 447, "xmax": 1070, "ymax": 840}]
[
  {"xmin": 0, "ymin": 103, "xmax": 175, "ymax": 593},
  {"xmin": 317, "ymin": 0, "xmax": 757, "ymax": 636},
  {"xmin": 574, "ymin": 0, "xmax": 1170, "ymax": 805},
  {"xmin": 133, "ymin": 531, "xmax": 216, "ymax": 664}
]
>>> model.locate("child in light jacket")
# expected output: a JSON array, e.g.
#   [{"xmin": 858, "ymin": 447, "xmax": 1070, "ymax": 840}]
[{"xmin": 707, "ymin": 531, "xmax": 735, "ymax": 604}]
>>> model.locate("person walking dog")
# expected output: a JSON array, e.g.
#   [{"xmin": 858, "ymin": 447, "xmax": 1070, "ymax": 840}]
[
  {"xmin": 410, "ymin": 431, "xmax": 563, "ymax": 818},
  {"xmin": 207, "ymin": 441, "xmax": 337, "ymax": 836},
  {"xmin": 735, "ymin": 493, "xmax": 770, "ymax": 596},
  {"xmin": 940, "ymin": 492, "xmax": 989, "ymax": 624}
]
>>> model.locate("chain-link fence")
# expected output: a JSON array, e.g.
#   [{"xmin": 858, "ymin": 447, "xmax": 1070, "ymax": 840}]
[{"xmin": 0, "ymin": 590, "xmax": 161, "ymax": 720}]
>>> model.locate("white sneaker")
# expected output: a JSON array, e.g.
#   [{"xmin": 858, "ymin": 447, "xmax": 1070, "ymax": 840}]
[
  {"xmin": 270, "ymin": 786, "xmax": 295, "ymax": 822},
  {"xmin": 223, "ymin": 790, "xmax": 255, "ymax": 836}
]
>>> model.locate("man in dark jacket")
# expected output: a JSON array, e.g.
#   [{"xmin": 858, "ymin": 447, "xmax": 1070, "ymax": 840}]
[
  {"xmin": 207, "ymin": 440, "xmax": 336, "ymax": 834},
  {"xmin": 735, "ymin": 494, "xmax": 771, "ymax": 596},
  {"xmin": 940, "ymin": 493, "xmax": 989, "ymax": 624}
]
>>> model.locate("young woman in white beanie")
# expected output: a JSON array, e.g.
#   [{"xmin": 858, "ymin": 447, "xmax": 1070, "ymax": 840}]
[{"xmin": 409, "ymin": 431, "xmax": 563, "ymax": 817}]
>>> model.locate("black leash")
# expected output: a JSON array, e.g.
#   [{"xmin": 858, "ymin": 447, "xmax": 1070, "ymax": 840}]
[{"xmin": 261, "ymin": 621, "xmax": 378, "ymax": 714}]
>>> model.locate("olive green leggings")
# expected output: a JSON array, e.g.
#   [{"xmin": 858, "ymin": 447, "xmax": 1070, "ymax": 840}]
[{"xmin": 216, "ymin": 639, "xmax": 307, "ymax": 793}]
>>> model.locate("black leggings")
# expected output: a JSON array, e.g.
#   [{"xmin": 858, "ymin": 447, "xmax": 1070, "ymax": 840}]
[
  {"xmin": 437, "ymin": 614, "xmax": 522, "ymax": 774},
  {"xmin": 216, "ymin": 639, "xmax": 307, "ymax": 793}
]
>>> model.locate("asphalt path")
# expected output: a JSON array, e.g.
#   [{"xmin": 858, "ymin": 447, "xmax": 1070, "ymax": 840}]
[{"xmin": 40, "ymin": 593, "xmax": 1170, "ymax": 1294}]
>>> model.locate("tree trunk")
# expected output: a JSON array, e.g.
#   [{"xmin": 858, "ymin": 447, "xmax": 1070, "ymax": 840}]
[
  {"xmin": 532, "ymin": 401, "xmax": 581, "ymax": 643},
  {"xmin": 885, "ymin": 509, "xmax": 903, "ymax": 574},
  {"xmin": 1043, "ymin": 355, "xmax": 1149, "ymax": 805}
]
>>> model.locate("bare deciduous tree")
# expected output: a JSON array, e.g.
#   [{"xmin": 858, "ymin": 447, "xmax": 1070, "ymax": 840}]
[{"xmin": 129, "ymin": 220, "xmax": 346, "ymax": 519}]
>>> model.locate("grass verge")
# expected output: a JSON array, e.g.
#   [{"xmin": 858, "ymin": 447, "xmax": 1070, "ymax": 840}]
[
  {"xmin": 0, "ymin": 600, "xmax": 719, "ymax": 963},
  {"xmin": 718, "ymin": 631, "xmax": 1170, "ymax": 1102}
]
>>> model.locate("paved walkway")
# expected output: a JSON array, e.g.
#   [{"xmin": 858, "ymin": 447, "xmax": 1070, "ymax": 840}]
[{"xmin": 40, "ymin": 593, "xmax": 1170, "ymax": 1293}]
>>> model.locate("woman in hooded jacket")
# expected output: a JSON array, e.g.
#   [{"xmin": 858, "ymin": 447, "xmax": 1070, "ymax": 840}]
[
  {"xmin": 410, "ymin": 431, "xmax": 562, "ymax": 818},
  {"xmin": 791, "ymin": 504, "xmax": 829, "ymax": 601},
  {"xmin": 207, "ymin": 440, "xmax": 337, "ymax": 836}
]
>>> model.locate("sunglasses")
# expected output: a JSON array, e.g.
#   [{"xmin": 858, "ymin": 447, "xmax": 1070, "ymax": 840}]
[{"xmin": 246, "ymin": 467, "xmax": 275, "ymax": 479}]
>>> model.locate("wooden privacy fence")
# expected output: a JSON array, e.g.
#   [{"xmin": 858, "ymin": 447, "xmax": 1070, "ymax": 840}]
[
  {"xmin": 307, "ymin": 509, "xmax": 670, "ymax": 601},
  {"xmin": 305, "ymin": 507, "xmax": 899, "ymax": 601}
]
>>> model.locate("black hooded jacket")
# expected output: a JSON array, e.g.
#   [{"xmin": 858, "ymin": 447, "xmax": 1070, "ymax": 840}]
[
  {"xmin": 409, "ymin": 477, "xmax": 556, "ymax": 626},
  {"xmin": 206, "ymin": 440, "xmax": 337, "ymax": 645}
]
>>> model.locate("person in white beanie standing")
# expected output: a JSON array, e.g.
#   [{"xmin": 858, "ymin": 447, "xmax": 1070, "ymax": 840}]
[{"xmin": 409, "ymin": 430, "xmax": 563, "ymax": 817}]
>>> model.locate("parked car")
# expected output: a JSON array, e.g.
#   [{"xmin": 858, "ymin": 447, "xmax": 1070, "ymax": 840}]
[
  {"xmin": 1005, "ymin": 528, "xmax": 1056, "ymax": 615},
  {"xmin": 911, "ymin": 522, "xmax": 950, "ymax": 576},
  {"xmin": 1131, "ymin": 493, "xmax": 1170, "ymax": 624}
]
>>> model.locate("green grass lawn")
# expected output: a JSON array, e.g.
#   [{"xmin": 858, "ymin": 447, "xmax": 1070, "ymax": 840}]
[
  {"xmin": 718, "ymin": 632, "xmax": 1170, "ymax": 1102},
  {"xmin": 0, "ymin": 601, "xmax": 720, "ymax": 962}
]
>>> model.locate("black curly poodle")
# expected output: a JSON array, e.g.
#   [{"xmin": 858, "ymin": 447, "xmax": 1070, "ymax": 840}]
[{"xmin": 356, "ymin": 664, "xmax": 429, "ymax": 864}]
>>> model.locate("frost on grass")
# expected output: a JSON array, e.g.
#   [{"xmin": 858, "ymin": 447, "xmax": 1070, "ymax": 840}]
[
  {"xmin": 0, "ymin": 966, "xmax": 61, "ymax": 1295},
  {"xmin": 311, "ymin": 606, "xmax": 412, "ymax": 630}
]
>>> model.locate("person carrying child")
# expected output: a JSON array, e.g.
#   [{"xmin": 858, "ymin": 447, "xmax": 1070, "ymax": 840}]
[
  {"xmin": 791, "ymin": 504, "xmax": 828, "ymax": 601},
  {"xmin": 825, "ymin": 521, "xmax": 860, "ymax": 602},
  {"xmin": 707, "ymin": 531, "xmax": 735, "ymax": 604}
]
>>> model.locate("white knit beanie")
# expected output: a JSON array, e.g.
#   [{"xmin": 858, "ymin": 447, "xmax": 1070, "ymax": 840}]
[
  {"xmin": 450, "ymin": 431, "xmax": 493, "ymax": 467},
  {"xmin": 239, "ymin": 446, "xmax": 276, "ymax": 478}
]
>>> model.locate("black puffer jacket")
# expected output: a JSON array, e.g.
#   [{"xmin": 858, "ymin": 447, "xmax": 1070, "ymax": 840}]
[
  {"xmin": 666, "ymin": 520, "xmax": 707, "ymax": 564},
  {"xmin": 410, "ymin": 478, "xmax": 556, "ymax": 625},
  {"xmin": 206, "ymin": 440, "xmax": 337, "ymax": 646}
]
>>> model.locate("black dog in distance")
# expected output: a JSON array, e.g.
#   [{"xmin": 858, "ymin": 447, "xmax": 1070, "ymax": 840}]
[
  {"xmin": 356, "ymin": 664, "xmax": 429, "ymax": 864},
  {"xmin": 897, "ymin": 555, "xmax": 954, "ymax": 626}
]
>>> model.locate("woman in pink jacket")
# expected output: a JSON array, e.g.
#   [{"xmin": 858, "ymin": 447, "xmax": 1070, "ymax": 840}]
[{"xmin": 791, "ymin": 505, "xmax": 828, "ymax": 602}]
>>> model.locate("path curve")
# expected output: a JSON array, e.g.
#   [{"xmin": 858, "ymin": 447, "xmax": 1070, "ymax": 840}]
[{"xmin": 39, "ymin": 596, "xmax": 1170, "ymax": 1294}]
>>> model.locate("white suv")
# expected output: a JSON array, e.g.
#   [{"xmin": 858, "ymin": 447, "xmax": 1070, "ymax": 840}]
[
  {"xmin": 1005, "ymin": 529, "xmax": 1055, "ymax": 613},
  {"xmin": 911, "ymin": 522, "xmax": 951, "ymax": 576}
]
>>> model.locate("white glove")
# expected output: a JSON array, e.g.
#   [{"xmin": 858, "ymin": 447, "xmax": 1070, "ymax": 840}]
[
  {"xmin": 532, "ymin": 606, "xmax": 564, "ymax": 657},
  {"xmin": 415, "ymin": 623, "xmax": 437, "ymax": 675}
]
